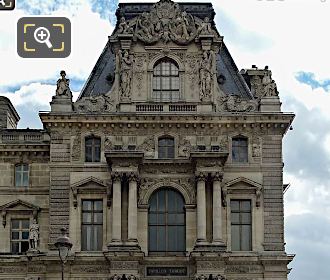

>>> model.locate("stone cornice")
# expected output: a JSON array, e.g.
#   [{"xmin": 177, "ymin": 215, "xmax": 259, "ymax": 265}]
[{"xmin": 39, "ymin": 113, "xmax": 294, "ymax": 136}]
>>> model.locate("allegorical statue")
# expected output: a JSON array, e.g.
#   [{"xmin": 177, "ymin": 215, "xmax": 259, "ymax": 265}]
[
  {"xmin": 199, "ymin": 50, "xmax": 215, "ymax": 100},
  {"xmin": 119, "ymin": 50, "xmax": 134, "ymax": 100},
  {"xmin": 29, "ymin": 218, "xmax": 39, "ymax": 250},
  {"xmin": 56, "ymin": 70, "xmax": 72, "ymax": 98}
]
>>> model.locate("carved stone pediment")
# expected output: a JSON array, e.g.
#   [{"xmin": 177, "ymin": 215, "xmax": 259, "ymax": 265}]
[
  {"xmin": 112, "ymin": 0, "xmax": 221, "ymax": 45},
  {"xmin": 223, "ymin": 177, "xmax": 262, "ymax": 207},
  {"xmin": 0, "ymin": 199, "xmax": 40, "ymax": 227},
  {"xmin": 71, "ymin": 176, "xmax": 111, "ymax": 208}
]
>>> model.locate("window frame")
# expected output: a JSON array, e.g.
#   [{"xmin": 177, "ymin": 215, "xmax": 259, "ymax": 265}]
[
  {"xmin": 231, "ymin": 136, "xmax": 249, "ymax": 163},
  {"xmin": 230, "ymin": 199, "xmax": 252, "ymax": 251},
  {"xmin": 158, "ymin": 137, "xmax": 175, "ymax": 159},
  {"xmin": 152, "ymin": 58, "xmax": 180, "ymax": 102},
  {"xmin": 81, "ymin": 199, "xmax": 103, "ymax": 251},
  {"xmin": 148, "ymin": 188, "xmax": 186, "ymax": 256},
  {"xmin": 10, "ymin": 218, "xmax": 30, "ymax": 254},
  {"xmin": 85, "ymin": 136, "xmax": 101, "ymax": 163},
  {"xmin": 14, "ymin": 163, "xmax": 29, "ymax": 187}
]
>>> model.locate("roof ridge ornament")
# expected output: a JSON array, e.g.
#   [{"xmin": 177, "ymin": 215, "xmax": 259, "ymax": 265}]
[{"xmin": 113, "ymin": 0, "xmax": 220, "ymax": 45}]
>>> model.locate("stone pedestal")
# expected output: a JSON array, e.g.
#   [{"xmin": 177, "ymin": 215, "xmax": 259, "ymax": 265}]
[
  {"xmin": 260, "ymin": 96, "xmax": 281, "ymax": 112},
  {"xmin": 50, "ymin": 95, "xmax": 73, "ymax": 112}
]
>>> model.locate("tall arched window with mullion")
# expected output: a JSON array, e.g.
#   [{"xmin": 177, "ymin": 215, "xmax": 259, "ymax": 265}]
[
  {"xmin": 153, "ymin": 58, "xmax": 180, "ymax": 102},
  {"xmin": 148, "ymin": 188, "xmax": 185, "ymax": 255}
]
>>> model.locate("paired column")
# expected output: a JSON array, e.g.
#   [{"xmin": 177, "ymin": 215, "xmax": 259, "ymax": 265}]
[
  {"xmin": 196, "ymin": 173, "xmax": 207, "ymax": 243},
  {"xmin": 128, "ymin": 173, "xmax": 138, "ymax": 243},
  {"xmin": 111, "ymin": 172, "xmax": 122, "ymax": 243},
  {"xmin": 212, "ymin": 172, "xmax": 224, "ymax": 244}
]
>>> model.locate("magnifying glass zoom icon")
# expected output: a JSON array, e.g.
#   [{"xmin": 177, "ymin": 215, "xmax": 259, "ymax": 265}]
[{"xmin": 34, "ymin": 27, "xmax": 53, "ymax": 49}]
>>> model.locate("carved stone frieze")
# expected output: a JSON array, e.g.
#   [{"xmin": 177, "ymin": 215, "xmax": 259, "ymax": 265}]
[
  {"xmin": 186, "ymin": 54, "xmax": 200, "ymax": 93},
  {"xmin": 110, "ymin": 275, "xmax": 138, "ymax": 280},
  {"xmin": 72, "ymin": 265, "xmax": 109, "ymax": 274},
  {"xmin": 74, "ymin": 94, "xmax": 116, "ymax": 113},
  {"xmin": 113, "ymin": 0, "xmax": 220, "ymax": 45},
  {"xmin": 252, "ymin": 135, "xmax": 261, "ymax": 158},
  {"xmin": 217, "ymin": 95, "xmax": 258, "ymax": 112},
  {"xmin": 138, "ymin": 177, "xmax": 195, "ymax": 204}
]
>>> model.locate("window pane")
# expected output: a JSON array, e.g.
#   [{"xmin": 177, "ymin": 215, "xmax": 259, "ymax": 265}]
[
  {"xmin": 149, "ymin": 226, "xmax": 157, "ymax": 251},
  {"xmin": 230, "ymin": 200, "xmax": 240, "ymax": 211},
  {"xmin": 94, "ymin": 213, "xmax": 103, "ymax": 224},
  {"xmin": 176, "ymin": 214, "xmax": 185, "ymax": 225},
  {"xmin": 22, "ymin": 173, "xmax": 29, "ymax": 186},
  {"xmin": 12, "ymin": 220, "xmax": 19, "ymax": 229},
  {"xmin": 22, "ymin": 231, "xmax": 29, "ymax": 240},
  {"xmin": 21, "ymin": 241, "xmax": 29, "ymax": 253},
  {"xmin": 168, "ymin": 214, "xmax": 176, "ymax": 224},
  {"xmin": 158, "ymin": 227, "xmax": 166, "ymax": 251},
  {"xmin": 241, "ymin": 200, "xmax": 251, "ymax": 211},
  {"xmin": 22, "ymin": 220, "xmax": 29, "ymax": 229},
  {"xmin": 149, "ymin": 195, "xmax": 157, "ymax": 212},
  {"xmin": 83, "ymin": 213, "xmax": 92, "ymax": 223},
  {"xmin": 158, "ymin": 190, "xmax": 165, "ymax": 212},
  {"xmin": 12, "ymin": 232, "xmax": 19, "ymax": 240},
  {"xmin": 94, "ymin": 200, "xmax": 103, "ymax": 211},
  {"xmin": 149, "ymin": 214, "xmax": 157, "ymax": 225},
  {"xmin": 11, "ymin": 242, "xmax": 19, "ymax": 254},
  {"xmin": 241, "ymin": 213, "xmax": 251, "ymax": 224},
  {"xmin": 15, "ymin": 172, "xmax": 22, "ymax": 187},
  {"xmin": 231, "ymin": 225, "xmax": 240, "ymax": 251},
  {"xmin": 83, "ymin": 200, "xmax": 92, "ymax": 210},
  {"xmin": 177, "ymin": 226, "xmax": 185, "ymax": 251},
  {"xmin": 168, "ymin": 190, "xmax": 176, "ymax": 211},
  {"xmin": 85, "ymin": 146, "xmax": 92, "ymax": 162},
  {"xmin": 231, "ymin": 213, "xmax": 240, "ymax": 224},
  {"xmin": 241, "ymin": 225, "xmax": 252, "ymax": 251},
  {"xmin": 158, "ymin": 214, "xmax": 165, "ymax": 225},
  {"xmin": 168, "ymin": 226, "xmax": 177, "ymax": 251},
  {"xmin": 96, "ymin": 225, "xmax": 103, "ymax": 250}
]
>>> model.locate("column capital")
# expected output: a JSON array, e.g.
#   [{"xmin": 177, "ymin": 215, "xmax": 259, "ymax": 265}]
[
  {"xmin": 111, "ymin": 171, "xmax": 123, "ymax": 182},
  {"xmin": 128, "ymin": 172, "xmax": 139, "ymax": 183},
  {"xmin": 195, "ymin": 172, "xmax": 207, "ymax": 182},
  {"xmin": 212, "ymin": 171, "xmax": 224, "ymax": 182}
]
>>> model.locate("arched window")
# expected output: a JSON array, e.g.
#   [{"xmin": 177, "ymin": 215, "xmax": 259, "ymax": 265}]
[
  {"xmin": 232, "ymin": 136, "xmax": 248, "ymax": 163},
  {"xmin": 148, "ymin": 188, "xmax": 185, "ymax": 255},
  {"xmin": 158, "ymin": 137, "xmax": 175, "ymax": 159},
  {"xmin": 85, "ymin": 136, "xmax": 101, "ymax": 162},
  {"xmin": 153, "ymin": 58, "xmax": 180, "ymax": 102}
]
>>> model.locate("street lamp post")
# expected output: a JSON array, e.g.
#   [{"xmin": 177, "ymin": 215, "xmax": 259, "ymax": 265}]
[{"xmin": 55, "ymin": 227, "xmax": 73, "ymax": 280}]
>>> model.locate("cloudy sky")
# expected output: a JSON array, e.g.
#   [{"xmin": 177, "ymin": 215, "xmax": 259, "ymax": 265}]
[{"xmin": 1, "ymin": 0, "xmax": 329, "ymax": 279}]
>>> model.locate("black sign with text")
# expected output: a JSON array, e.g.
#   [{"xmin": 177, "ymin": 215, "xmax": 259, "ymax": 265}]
[{"xmin": 147, "ymin": 267, "xmax": 187, "ymax": 276}]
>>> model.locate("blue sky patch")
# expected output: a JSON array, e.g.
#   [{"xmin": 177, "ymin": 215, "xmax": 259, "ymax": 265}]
[{"xmin": 295, "ymin": 72, "xmax": 330, "ymax": 91}]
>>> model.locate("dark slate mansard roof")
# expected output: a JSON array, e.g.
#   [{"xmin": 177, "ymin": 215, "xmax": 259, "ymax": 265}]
[{"xmin": 78, "ymin": 2, "xmax": 253, "ymax": 100}]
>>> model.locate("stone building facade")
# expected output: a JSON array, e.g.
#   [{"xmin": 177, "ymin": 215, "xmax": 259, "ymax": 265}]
[{"xmin": 0, "ymin": 1, "xmax": 294, "ymax": 279}]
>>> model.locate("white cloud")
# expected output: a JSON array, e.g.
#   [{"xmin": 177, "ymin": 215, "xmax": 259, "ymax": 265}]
[{"xmin": 0, "ymin": 2, "xmax": 114, "ymax": 88}]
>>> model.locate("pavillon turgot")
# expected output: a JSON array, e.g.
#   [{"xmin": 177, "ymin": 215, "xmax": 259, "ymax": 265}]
[{"xmin": 0, "ymin": 0, "xmax": 294, "ymax": 279}]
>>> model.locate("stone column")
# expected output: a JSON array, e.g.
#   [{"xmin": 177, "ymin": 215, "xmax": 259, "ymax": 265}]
[
  {"xmin": 128, "ymin": 173, "xmax": 138, "ymax": 243},
  {"xmin": 196, "ymin": 173, "xmax": 207, "ymax": 243},
  {"xmin": 111, "ymin": 172, "xmax": 122, "ymax": 243},
  {"xmin": 212, "ymin": 172, "xmax": 224, "ymax": 244}
]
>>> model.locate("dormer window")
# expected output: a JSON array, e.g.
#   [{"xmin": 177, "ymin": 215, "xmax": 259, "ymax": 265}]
[{"xmin": 153, "ymin": 58, "xmax": 180, "ymax": 102}]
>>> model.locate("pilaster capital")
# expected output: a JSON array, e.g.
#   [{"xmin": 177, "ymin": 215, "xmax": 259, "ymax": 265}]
[
  {"xmin": 195, "ymin": 172, "xmax": 207, "ymax": 182},
  {"xmin": 212, "ymin": 171, "xmax": 224, "ymax": 182},
  {"xmin": 128, "ymin": 172, "xmax": 139, "ymax": 183},
  {"xmin": 111, "ymin": 171, "xmax": 123, "ymax": 182}
]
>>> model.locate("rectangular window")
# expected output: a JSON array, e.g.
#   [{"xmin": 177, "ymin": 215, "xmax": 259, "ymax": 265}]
[
  {"xmin": 81, "ymin": 200, "xmax": 103, "ymax": 251},
  {"xmin": 85, "ymin": 137, "xmax": 101, "ymax": 162},
  {"xmin": 231, "ymin": 200, "xmax": 252, "ymax": 251},
  {"xmin": 11, "ymin": 219, "xmax": 30, "ymax": 254},
  {"xmin": 232, "ymin": 137, "xmax": 248, "ymax": 163},
  {"xmin": 15, "ymin": 164, "xmax": 29, "ymax": 187}
]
